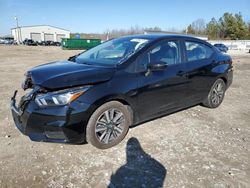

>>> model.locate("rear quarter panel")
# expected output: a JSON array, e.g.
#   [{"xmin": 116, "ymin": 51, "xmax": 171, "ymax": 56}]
[{"xmin": 211, "ymin": 52, "xmax": 233, "ymax": 87}]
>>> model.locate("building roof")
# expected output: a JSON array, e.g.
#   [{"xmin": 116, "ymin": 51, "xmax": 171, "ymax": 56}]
[{"xmin": 11, "ymin": 25, "xmax": 70, "ymax": 32}]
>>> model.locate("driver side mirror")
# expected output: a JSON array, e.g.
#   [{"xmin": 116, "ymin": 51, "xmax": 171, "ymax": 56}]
[{"xmin": 147, "ymin": 61, "xmax": 168, "ymax": 71}]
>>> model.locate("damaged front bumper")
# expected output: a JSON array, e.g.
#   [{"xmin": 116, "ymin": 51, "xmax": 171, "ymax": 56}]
[{"xmin": 10, "ymin": 89, "xmax": 91, "ymax": 144}]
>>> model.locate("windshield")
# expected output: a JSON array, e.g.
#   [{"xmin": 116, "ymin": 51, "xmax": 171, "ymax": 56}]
[{"xmin": 75, "ymin": 37, "xmax": 150, "ymax": 66}]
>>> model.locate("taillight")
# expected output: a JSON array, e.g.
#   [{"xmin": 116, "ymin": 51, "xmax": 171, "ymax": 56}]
[{"xmin": 229, "ymin": 59, "xmax": 234, "ymax": 70}]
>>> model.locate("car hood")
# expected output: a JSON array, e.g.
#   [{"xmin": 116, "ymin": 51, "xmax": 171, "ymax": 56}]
[{"xmin": 27, "ymin": 61, "xmax": 116, "ymax": 90}]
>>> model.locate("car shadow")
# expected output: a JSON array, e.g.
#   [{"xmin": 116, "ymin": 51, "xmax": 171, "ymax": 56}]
[{"xmin": 108, "ymin": 137, "xmax": 167, "ymax": 188}]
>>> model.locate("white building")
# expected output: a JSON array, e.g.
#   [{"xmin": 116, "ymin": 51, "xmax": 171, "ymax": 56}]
[{"xmin": 11, "ymin": 25, "xmax": 70, "ymax": 43}]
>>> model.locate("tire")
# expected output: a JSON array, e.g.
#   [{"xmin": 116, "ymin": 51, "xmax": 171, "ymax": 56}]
[
  {"xmin": 86, "ymin": 101, "xmax": 131, "ymax": 149},
  {"xmin": 203, "ymin": 78, "xmax": 226, "ymax": 108}
]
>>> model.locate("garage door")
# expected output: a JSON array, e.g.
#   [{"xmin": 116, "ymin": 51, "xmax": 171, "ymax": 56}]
[
  {"xmin": 44, "ymin": 33, "xmax": 54, "ymax": 41},
  {"xmin": 56, "ymin": 34, "xmax": 65, "ymax": 42},
  {"xmin": 30, "ymin": 33, "xmax": 41, "ymax": 42}
]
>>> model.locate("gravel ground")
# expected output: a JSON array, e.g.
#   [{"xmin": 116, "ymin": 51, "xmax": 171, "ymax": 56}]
[{"xmin": 0, "ymin": 46, "xmax": 249, "ymax": 188}]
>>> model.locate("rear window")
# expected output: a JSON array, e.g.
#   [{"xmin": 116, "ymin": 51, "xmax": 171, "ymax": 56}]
[{"xmin": 185, "ymin": 41, "xmax": 214, "ymax": 62}]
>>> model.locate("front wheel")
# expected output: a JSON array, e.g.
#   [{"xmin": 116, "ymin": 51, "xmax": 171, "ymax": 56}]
[
  {"xmin": 86, "ymin": 101, "xmax": 131, "ymax": 149},
  {"xmin": 203, "ymin": 78, "xmax": 226, "ymax": 108}
]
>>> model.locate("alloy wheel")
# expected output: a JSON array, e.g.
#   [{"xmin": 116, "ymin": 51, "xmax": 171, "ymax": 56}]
[
  {"xmin": 211, "ymin": 82, "xmax": 224, "ymax": 105},
  {"xmin": 95, "ymin": 108, "xmax": 125, "ymax": 144}
]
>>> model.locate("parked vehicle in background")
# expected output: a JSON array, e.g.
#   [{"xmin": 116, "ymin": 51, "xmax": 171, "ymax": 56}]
[
  {"xmin": 214, "ymin": 43, "xmax": 228, "ymax": 53},
  {"xmin": 11, "ymin": 34, "xmax": 233, "ymax": 149},
  {"xmin": 45, "ymin": 40, "xmax": 54, "ymax": 46},
  {"xmin": 54, "ymin": 41, "xmax": 61, "ymax": 46},
  {"xmin": 48, "ymin": 41, "xmax": 61, "ymax": 46},
  {"xmin": 37, "ymin": 41, "xmax": 61, "ymax": 46},
  {"xmin": 0, "ymin": 39, "xmax": 6, "ymax": 44},
  {"xmin": 36, "ymin": 41, "xmax": 45, "ymax": 46},
  {"xmin": 23, "ymin": 39, "xmax": 38, "ymax": 46},
  {"xmin": 3, "ymin": 39, "xmax": 15, "ymax": 45},
  {"xmin": 0, "ymin": 39, "xmax": 18, "ymax": 45}
]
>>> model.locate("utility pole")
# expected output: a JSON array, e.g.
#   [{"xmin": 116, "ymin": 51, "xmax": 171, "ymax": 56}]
[{"xmin": 14, "ymin": 16, "xmax": 21, "ymax": 44}]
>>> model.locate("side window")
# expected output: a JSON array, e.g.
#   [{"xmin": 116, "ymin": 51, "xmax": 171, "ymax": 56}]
[
  {"xmin": 138, "ymin": 40, "xmax": 181, "ymax": 70},
  {"xmin": 185, "ymin": 41, "xmax": 214, "ymax": 62}
]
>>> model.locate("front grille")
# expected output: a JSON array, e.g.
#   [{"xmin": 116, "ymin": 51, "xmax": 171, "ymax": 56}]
[
  {"xmin": 18, "ymin": 88, "xmax": 38, "ymax": 111},
  {"xmin": 18, "ymin": 91, "xmax": 32, "ymax": 111}
]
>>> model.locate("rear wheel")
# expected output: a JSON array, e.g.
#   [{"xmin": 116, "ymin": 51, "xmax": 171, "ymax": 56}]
[
  {"xmin": 86, "ymin": 101, "xmax": 131, "ymax": 149},
  {"xmin": 203, "ymin": 78, "xmax": 226, "ymax": 108}
]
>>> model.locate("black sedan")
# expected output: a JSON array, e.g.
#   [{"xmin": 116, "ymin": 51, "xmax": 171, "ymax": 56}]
[
  {"xmin": 23, "ymin": 39, "xmax": 38, "ymax": 46},
  {"xmin": 11, "ymin": 34, "xmax": 233, "ymax": 149}
]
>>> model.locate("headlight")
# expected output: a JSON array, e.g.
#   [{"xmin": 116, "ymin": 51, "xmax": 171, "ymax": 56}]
[{"xmin": 35, "ymin": 86, "xmax": 91, "ymax": 107}]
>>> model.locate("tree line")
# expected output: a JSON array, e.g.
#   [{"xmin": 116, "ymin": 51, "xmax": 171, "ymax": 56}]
[
  {"xmin": 71, "ymin": 12, "xmax": 250, "ymax": 40},
  {"xmin": 187, "ymin": 12, "xmax": 250, "ymax": 40}
]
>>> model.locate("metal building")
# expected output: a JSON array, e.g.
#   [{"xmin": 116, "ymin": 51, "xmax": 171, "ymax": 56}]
[{"xmin": 11, "ymin": 25, "xmax": 70, "ymax": 43}]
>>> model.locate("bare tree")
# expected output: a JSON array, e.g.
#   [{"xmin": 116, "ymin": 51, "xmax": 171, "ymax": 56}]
[{"xmin": 191, "ymin": 19, "xmax": 206, "ymax": 35}]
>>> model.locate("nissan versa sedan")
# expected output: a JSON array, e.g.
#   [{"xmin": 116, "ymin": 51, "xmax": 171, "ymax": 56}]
[{"xmin": 11, "ymin": 34, "xmax": 233, "ymax": 149}]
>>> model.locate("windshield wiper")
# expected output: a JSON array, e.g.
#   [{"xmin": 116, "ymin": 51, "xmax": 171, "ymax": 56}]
[{"xmin": 119, "ymin": 51, "xmax": 135, "ymax": 63}]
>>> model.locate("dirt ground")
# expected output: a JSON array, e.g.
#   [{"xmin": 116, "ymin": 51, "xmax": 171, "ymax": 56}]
[{"xmin": 0, "ymin": 45, "xmax": 249, "ymax": 188}]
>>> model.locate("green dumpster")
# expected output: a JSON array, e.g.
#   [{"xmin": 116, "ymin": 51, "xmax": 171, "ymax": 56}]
[{"xmin": 61, "ymin": 38, "xmax": 101, "ymax": 50}]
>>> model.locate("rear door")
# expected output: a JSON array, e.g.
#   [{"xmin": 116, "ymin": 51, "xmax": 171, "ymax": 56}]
[
  {"xmin": 183, "ymin": 40, "xmax": 216, "ymax": 104},
  {"xmin": 136, "ymin": 39, "xmax": 189, "ymax": 119}
]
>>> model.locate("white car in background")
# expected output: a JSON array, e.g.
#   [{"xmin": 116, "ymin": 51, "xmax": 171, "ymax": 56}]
[{"xmin": 0, "ymin": 39, "xmax": 6, "ymax": 44}]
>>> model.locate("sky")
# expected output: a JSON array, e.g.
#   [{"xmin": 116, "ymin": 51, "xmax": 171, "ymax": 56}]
[{"xmin": 0, "ymin": 0, "xmax": 250, "ymax": 35}]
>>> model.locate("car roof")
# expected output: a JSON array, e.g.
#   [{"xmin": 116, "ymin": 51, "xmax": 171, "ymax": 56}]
[{"xmin": 120, "ymin": 34, "xmax": 201, "ymax": 41}]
